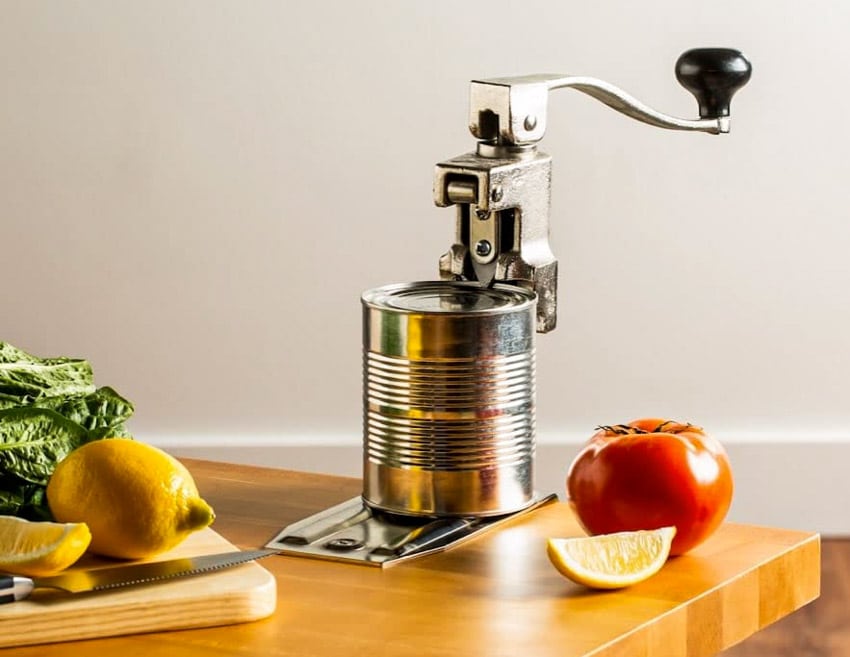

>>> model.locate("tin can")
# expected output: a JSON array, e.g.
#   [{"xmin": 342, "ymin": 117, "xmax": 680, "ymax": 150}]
[{"xmin": 361, "ymin": 281, "xmax": 537, "ymax": 517}]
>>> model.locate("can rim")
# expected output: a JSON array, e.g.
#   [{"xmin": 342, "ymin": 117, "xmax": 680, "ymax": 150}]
[{"xmin": 361, "ymin": 280, "xmax": 537, "ymax": 315}]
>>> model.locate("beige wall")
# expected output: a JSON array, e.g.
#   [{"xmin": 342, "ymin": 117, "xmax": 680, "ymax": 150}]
[{"xmin": 3, "ymin": 4, "xmax": 848, "ymax": 468}]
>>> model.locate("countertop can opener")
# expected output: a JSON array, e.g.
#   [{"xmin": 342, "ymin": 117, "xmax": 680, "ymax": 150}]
[{"xmin": 268, "ymin": 48, "xmax": 753, "ymax": 566}]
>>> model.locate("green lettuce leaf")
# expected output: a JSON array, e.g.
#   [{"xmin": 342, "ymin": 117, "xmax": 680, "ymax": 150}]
[
  {"xmin": 0, "ymin": 342, "xmax": 95, "ymax": 403},
  {"xmin": 0, "ymin": 407, "xmax": 91, "ymax": 485},
  {"xmin": 0, "ymin": 342, "xmax": 135, "ymax": 519},
  {"xmin": 34, "ymin": 386, "xmax": 134, "ymax": 437},
  {"xmin": 0, "ymin": 477, "xmax": 52, "ymax": 520},
  {"xmin": 0, "ymin": 483, "xmax": 25, "ymax": 515}
]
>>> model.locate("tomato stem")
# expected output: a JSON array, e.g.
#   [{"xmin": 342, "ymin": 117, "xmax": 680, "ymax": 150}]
[
  {"xmin": 596, "ymin": 424, "xmax": 648, "ymax": 435},
  {"xmin": 651, "ymin": 421, "xmax": 701, "ymax": 433},
  {"xmin": 597, "ymin": 421, "xmax": 702, "ymax": 435}
]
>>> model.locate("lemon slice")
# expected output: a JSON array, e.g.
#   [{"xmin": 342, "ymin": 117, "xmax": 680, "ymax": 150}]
[
  {"xmin": 0, "ymin": 516, "xmax": 91, "ymax": 577},
  {"xmin": 547, "ymin": 526, "xmax": 676, "ymax": 589}
]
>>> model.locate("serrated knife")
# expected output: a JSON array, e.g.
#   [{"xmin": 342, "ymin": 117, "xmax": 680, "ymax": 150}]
[{"xmin": 0, "ymin": 548, "xmax": 278, "ymax": 603}]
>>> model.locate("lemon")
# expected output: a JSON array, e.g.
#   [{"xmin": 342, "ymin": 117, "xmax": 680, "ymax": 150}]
[
  {"xmin": 0, "ymin": 516, "xmax": 91, "ymax": 576},
  {"xmin": 46, "ymin": 439, "xmax": 215, "ymax": 559},
  {"xmin": 546, "ymin": 526, "xmax": 676, "ymax": 589}
]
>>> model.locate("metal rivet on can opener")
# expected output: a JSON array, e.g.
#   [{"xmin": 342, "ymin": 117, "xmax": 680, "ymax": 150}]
[
  {"xmin": 474, "ymin": 240, "xmax": 492, "ymax": 257},
  {"xmin": 324, "ymin": 537, "xmax": 365, "ymax": 551}
]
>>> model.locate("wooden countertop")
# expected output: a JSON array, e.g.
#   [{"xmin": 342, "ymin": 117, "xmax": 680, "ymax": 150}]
[{"xmin": 4, "ymin": 459, "xmax": 820, "ymax": 657}]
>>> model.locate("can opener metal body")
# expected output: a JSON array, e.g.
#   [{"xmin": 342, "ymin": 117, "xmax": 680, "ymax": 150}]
[{"xmin": 434, "ymin": 48, "xmax": 752, "ymax": 333}]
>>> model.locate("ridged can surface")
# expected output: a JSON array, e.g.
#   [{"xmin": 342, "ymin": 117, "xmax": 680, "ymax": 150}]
[{"xmin": 362, "ymin": 281, "xmax": 537, "ymax": 517}]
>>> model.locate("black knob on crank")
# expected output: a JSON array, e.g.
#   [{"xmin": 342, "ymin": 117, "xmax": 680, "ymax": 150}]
[{"xmin": 675, "ymin": 48, "xmax": 752, "ymax": 118}]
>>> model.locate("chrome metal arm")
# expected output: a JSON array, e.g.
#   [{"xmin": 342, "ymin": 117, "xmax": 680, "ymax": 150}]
[
  {"xmin": 469, "ymin": 74, "xmax": 728, "ymax": 146},
  {"xmin": 435, "ymin": 49, "xmax": 752, "ymax": 333}
]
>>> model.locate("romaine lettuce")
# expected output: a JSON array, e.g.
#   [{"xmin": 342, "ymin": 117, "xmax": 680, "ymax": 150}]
[{"xmin": 0, "ymin": 342, "xmax": 134, "ymax": 519}]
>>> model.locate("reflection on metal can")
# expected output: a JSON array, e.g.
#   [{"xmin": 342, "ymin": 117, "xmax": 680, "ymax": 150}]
[{"xmin": 362, "ymin": 281, "xmax": 537, "ymax": 517}]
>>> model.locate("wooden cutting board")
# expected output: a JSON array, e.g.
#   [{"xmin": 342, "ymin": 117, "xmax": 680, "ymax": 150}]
[{"xmin": 0, "ymin": 528, "xmax": 277, "ymax": 648}]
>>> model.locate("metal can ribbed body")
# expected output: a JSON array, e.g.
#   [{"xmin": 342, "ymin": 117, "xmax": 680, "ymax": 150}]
[{"xmin": 362, "ymin": 281, "xmax": 537, "ymax": 517}]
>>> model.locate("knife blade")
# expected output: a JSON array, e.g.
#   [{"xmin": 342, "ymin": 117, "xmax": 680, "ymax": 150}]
[{"xmin": 0, "ymin": 548, "xmax": 278, "ymax": 603}]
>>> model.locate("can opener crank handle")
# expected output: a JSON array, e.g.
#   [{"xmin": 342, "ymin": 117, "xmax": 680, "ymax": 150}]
[{"xmin": 434, "ymin": 48, "xmax": 752, "ymax": 333}]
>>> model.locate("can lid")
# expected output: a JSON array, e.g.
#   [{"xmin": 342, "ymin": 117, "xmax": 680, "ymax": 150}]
[{"xmin": 362, "ymin": 281, "xmax": 536, "ymax": 315}]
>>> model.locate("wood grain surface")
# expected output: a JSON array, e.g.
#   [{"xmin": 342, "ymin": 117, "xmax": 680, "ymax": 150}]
[
  {"xmin": 720, "ymin": 539, "xmax": 848, "ymax": 657},
  {"xmin": 0, "ymin": 527, "xmax": 276, "ymax": 648},
  {"xmin": 0, "ymin": 459, "xmax": 820, "ymax": 657}
]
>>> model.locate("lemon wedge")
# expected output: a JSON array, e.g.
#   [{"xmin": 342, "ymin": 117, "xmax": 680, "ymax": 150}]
[
  {"xmin": 547, "ymin": 526, "xmax": 676, "ymax": 589},
  {"xmin": 0, "ymin": 516, "xmax": 91, "ymax": 577}
]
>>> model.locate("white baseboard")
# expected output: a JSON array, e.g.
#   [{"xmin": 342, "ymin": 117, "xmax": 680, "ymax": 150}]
[{"xmin": 153, "ymin": 434, "xmax": 847, "ymax": 537}]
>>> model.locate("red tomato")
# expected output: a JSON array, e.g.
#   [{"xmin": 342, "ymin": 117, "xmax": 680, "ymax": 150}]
[{"xmin": 566, "ymin": 419, "xmax": 733, "ymax": 555}]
